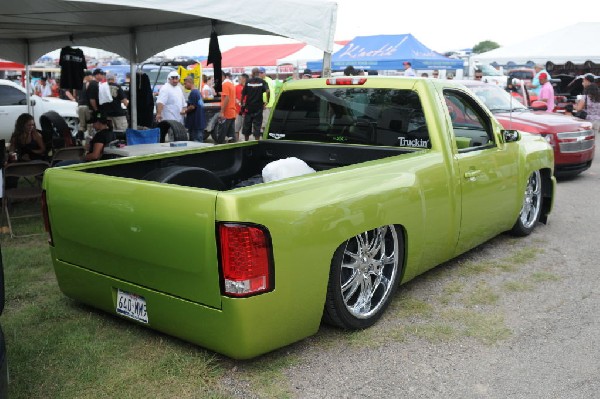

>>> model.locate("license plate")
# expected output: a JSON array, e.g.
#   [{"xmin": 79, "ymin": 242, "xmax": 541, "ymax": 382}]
[{"xmin": 116, "ymin": 289, "xmax": 148, "ymax": 324}]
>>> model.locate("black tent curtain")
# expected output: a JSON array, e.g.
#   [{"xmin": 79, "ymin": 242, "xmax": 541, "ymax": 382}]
[{"xmin": 207, "ymin": 20, "xmax": 222, "ymax": 93}]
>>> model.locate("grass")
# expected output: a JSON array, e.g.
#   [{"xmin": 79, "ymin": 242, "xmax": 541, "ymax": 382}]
[{"xmin": 0, "ymin": 200, "xmax": 556, "ymax": 398}]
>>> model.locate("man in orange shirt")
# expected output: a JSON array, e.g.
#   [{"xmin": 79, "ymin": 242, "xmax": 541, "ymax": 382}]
[{"xmin": 218, "ymin": 70, "xmax": 237, "ymax": 143}]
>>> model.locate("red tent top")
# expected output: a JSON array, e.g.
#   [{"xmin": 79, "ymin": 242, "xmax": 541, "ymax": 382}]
[
  {"xmin": 203, "ymin": 43, "xmax": 305, "ymax": 68},
  {"xmin": 0, "ymin": 61, "xmax": 25, "ymax": 70}
]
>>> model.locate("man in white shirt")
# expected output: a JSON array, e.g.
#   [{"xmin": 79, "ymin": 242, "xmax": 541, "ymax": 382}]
[
  {"xmin": 156, "ymin": 71, "xmax": 186, "ymax": 124},
  {"xmin": 36, "ymin": 77, "xmax": 52, "ymax": 97},
  {"xmin": 403, "ymin": 61, "xmax": 416, "ymax": 77}
]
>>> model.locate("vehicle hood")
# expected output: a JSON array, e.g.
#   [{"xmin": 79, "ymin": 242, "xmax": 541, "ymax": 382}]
[
  {"xmin": 39, "ymin": 96, "xmax": 78, "ymax": 117},
  {"xmin": 493, "ymin": 110, "xmax": 592, "ymax": 134}
]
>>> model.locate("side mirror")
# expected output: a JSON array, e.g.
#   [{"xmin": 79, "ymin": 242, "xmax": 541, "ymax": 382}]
[
  {"xmin": 530, "ymin": 100, "xmax": 547, "ymax": 111},
  {"xmin": 503, "ymin": 130, "xmax": 520, "ymax": 143}
]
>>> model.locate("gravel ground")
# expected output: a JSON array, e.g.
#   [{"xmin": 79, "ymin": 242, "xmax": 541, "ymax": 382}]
[{"xmin": 223, "ymin": 145, "xmax": 600, "ymax": 399}]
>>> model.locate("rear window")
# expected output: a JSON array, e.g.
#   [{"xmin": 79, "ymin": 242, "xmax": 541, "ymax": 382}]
[{"xmin": 268, "ymin": 88, "xmax": 429, "ymax": 148}]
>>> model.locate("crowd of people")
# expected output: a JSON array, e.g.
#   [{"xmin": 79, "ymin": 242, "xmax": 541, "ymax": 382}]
[{"xmin": 6, "ymin": 60, "xmax": 599, "ymax": 170}]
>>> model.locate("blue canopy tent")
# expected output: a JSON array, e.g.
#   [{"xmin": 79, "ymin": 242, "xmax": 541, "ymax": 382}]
[{"xmin": 307, "ymin": 34, "xmax": 463, "ymax": 72}]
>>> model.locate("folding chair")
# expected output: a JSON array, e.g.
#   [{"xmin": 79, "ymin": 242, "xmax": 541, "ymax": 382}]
[
  {"xmin": 51, "ymin": 146, "xmax": 86, "ymax": 166},
  {"xmin": 125, "ymin": 128, "xmax": 160, "ymax": 145},
  {"xmin": 2, "ymin": 160, "xmax": 50, "ymax": 238}
]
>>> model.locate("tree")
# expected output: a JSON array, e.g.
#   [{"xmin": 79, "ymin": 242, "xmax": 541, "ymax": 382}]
[{"xmin": 472, "ymin": 41, "xmax": 500, "ymax": 54}]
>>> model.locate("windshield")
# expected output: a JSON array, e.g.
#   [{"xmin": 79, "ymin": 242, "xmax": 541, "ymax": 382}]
[
  {"xmin": 268, "ymin": 88, "xmax": 430, "ymax": 148},
  {"xmin": 146, "ymin": 69, "xmax": 174, "ymax": 84},
  {"xmin": 477, "ymin": 64, "xmax": 504, "ymax": 76},
  {"xmin": 464, "ymin": 84, "xmax": 529, "ymax": 112}
]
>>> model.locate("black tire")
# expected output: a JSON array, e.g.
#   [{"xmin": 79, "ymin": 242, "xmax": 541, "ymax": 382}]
[
  {"xmin": 157, "ymin": 120, "xmax": 188, "ymax": 142},
  {"xmin": 142, "ymin": 166, "xmax": 225, "ymax": 190},
  {"xmin": 40, "ymin": 111, "xmax": 73, "ymax": 150},
  {"xmin": 510, "ymin": 170, "xmax": 543, "ymax": 236},
  {"xmin": 323, "ymin": 225, "xmax": 403, "ymax": 330}
]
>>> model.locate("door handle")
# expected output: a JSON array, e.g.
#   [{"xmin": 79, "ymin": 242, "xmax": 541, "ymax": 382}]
[{"xmin": 464, "ymin": 170, "xmax": 481, "ymax": 181}]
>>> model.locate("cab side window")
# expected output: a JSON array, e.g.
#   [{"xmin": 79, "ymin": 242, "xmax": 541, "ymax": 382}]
[
  {"xmin": 0, "ymin": 85, "xmax": 25, "ymax": 106},
  {"xmin": 443, "ymin": 90, "xmax": 495, "ymax": 151}
]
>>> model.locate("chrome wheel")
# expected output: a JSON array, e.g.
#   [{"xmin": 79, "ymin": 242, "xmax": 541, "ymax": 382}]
[
  {"xmin": 324, "ymin": 226, "xmax": 405, "ymax": 329},
  {"xmin": 519, "ymin": 170, "xmax": 542, "ymax": 230}
]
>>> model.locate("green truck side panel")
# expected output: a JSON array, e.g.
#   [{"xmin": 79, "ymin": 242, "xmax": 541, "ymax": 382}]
[{"xmin": 44, "ymin": 77, "xmax": 556, "ymax": 358}]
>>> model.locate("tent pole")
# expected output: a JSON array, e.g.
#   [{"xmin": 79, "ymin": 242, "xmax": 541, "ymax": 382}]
[
  {"xmin": 25, "ymin": 41, "xmax": 32, "ymax": 117},
  {"xmin": 129, "ymin": 30, "xmax": 138, "ymax": 129},
  {"xmin": 322, "ymin": 52, "xmax": 332, "ymax": 77}
]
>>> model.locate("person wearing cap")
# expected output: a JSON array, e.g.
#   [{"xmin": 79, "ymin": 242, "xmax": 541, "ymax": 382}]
[
  {"xmin": 156, "ymin": 71, "xmax": 186, "ymax": 124},
  {"xmin": 84, "ymin": 111, "xmax": 115, "ymax": 161},
  {"xmin": 575, "ymin": 74, "xmax": 600, "ymax": 132},
  {"xmin": 103, "ymin": 73, "xmax": 129, "ymax": 131},
  {"xmin": 86, "ymin": 68, "xmax": 104, "ymax": 113},
  {"xmin": 403, "ymin": 61, "xmax": 416, "ymax": 77},
  {"xmin": 302, "ymin": 69, "xmax": 312, "ymax": 79},
  {"xmin": 241, "ymin": 67, "xmax": 269, "ymax": 141},
  {"xmin": 258, "ymin": 67, "xmax": 274, "ymax": 133},
  {"xmin": 537, "ymin": 72, "xmax": 555, "ymax": 113},
  {"xmin": 35, "ymin": 76, "xmax": 52, "ymax": 97},
  {"xmin": 529, "ymin": 64, "xmax": 551, "ymax": 97},
  {"xmin": 181, "ymin": 75, "xmax": 205, "ymax": 142}
]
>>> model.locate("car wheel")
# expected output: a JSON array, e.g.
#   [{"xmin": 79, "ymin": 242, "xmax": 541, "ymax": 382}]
[
  {"xmin": 323, "ymin": 225, "xmax": 403, "ymax": 330},
  {"xmin": 510, "ymin": 170, "xmax": 543, "ymax": 236},
  {"xmin": 157, "ymin": 120, "xmax": 188, "ymax": 142}
]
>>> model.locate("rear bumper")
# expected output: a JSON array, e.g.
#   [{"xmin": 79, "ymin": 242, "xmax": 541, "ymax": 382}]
[{"xmin": 52, "ymin": 259, "xmax": 320, "ymax": 359}]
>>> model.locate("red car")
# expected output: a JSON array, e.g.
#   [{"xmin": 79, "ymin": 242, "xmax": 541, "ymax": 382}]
[{"xmin": 461, "ymin": 81, "xmax": 595, "ymax": 177}]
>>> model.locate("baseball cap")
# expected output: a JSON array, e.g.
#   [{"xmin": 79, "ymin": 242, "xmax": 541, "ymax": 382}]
[
  {"xmin": 303, "ymin": 68, "xmax": 312, "ymax": 76},
  {"xmin": 403, "ymin": 61, "xmax": 411, "ymax": 66},
  {"xmin": 89, "ymin": 110, "xmax": 108, "ymax": 124},
  {"xmin": 258, "ymin": 67, "xmax": 266, "ymax": 73},
  {"xmin": 167, "ymin": 71, "xmax": 179, "ymax": 79},
  {"xmin": 538, "ymin": 72, "xmax": 548, "ymax": 80},
  {"xmin": 92, "ymin": 68, "xmax": 104, "ymax": 75},
  {"xmin": 583, "ymin": 73, "xmax": 595, "ymax": 83}
]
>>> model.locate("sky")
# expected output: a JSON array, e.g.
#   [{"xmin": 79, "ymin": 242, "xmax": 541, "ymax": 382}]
[
  {"xmin": 158, "ymin": 0, "xmax": 599, "ymax": 58},
  {"xmin": 46, "ymin": 0, "xmax": 598, "ymax": 60}
]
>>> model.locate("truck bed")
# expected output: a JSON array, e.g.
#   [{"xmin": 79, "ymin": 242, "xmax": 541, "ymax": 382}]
[{"xmin": 83, "ymin": 140, "xmax": 414, "ymax": 190}]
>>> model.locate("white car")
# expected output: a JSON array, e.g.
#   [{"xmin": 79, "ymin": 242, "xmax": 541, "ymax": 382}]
[
  {"xmin": 473, "ymin": 63, "xmax": 507, "ymax": 86},
  {"xmin": 0, "ymin": 79, "xmax": 79, "ymax": 143}
]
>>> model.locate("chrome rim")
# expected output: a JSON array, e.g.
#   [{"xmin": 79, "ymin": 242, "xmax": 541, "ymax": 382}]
[
  {"xmin": 340, "ymin": 225, "xmax": 399, "ymax": 319},
  {"xmin": 520, "ymin": 170, "xmax": 542, "ymax": 229}
]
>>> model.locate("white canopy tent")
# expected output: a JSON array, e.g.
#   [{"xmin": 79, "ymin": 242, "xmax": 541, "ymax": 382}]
[
  {"xmin": 472, "ymin": 22, "xmax": 600, "ymax": 66},
  {"xmin": 277, "ymin": 42, "xmax": 345, "ymax": 72},
  {"xmin": 0, "ymin": 0, "xmax": 337, "ymax": 127}
]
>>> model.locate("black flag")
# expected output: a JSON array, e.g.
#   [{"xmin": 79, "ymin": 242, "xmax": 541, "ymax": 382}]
[{"xmin": 207, "ymin": 22, "xmax": 222, "ymax": 93}]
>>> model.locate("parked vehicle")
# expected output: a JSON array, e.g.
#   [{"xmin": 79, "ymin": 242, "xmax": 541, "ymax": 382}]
[
  {"xmin": 473, "ymin": 63, "xmax": 507, "ymax": 86},
  {"xmin": 0, "ymin": 78, "xmax": 78, "ymax": 142},
  {"xmin": 463, "ymin": 80, "xmax": 595, "ymax": 177},
  {"xmin": 43, "ymin": 76, "xmax": 555, "ymax": 359}
]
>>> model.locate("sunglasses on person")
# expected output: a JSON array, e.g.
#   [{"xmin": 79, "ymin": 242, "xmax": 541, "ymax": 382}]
[{"xmin": 474, "ymin": 75, "xmax": 483, "ymax": 80}]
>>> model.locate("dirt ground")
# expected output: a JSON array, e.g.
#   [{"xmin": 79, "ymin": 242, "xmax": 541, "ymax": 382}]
[{"xmin": 223, "ymin": 145, "xmax": 600, "ymax": 399}]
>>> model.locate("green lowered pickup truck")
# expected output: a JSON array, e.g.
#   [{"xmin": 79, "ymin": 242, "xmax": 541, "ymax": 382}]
[{"xmin": 42, "ymin": 76, "xmax": 556, "ymax": 359}]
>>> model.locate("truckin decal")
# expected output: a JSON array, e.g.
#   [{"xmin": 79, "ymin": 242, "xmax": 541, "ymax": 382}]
[{"xmin": 398, "ymin": 137, "xmax": 429, "ymax": 148}]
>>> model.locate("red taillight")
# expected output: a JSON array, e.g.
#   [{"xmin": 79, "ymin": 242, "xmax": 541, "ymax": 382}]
[
  {"xmin": 41, "ymin": 190, "xmax": 54, "ymax": 245},
  {"xmin": 218, "ymin": 223, "xmax": 273, "ymax": 297},
  {"xmin": 326, "ymin": 77, "xmax": 367, "ymax": 85}
]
